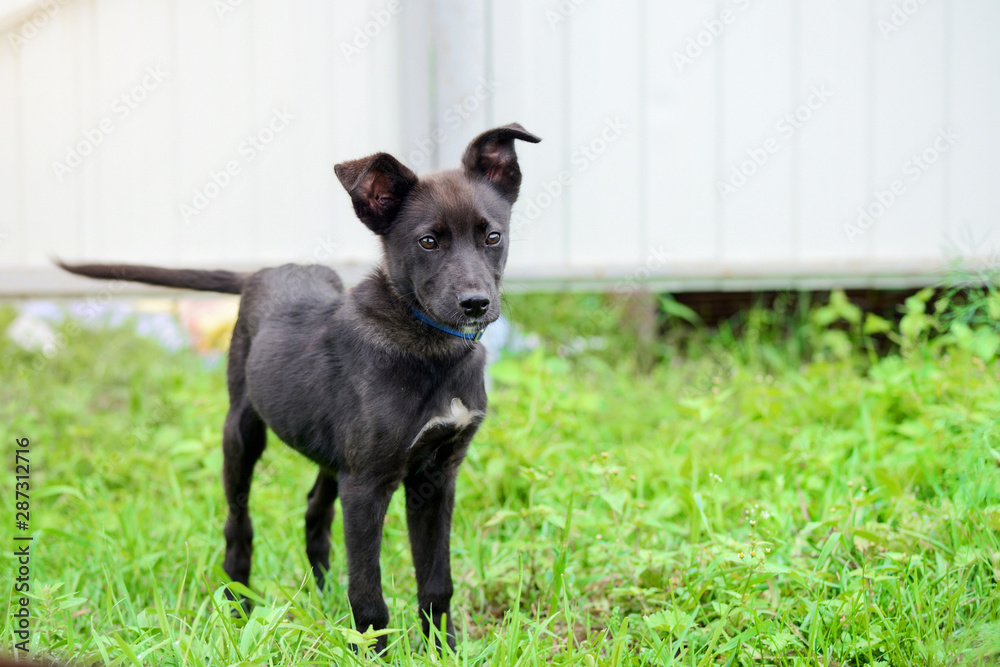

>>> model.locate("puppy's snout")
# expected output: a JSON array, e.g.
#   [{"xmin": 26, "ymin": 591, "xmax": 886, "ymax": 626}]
[{"xmin": 459, "ymin": 294, "xmax": 490, "ymax": 319}]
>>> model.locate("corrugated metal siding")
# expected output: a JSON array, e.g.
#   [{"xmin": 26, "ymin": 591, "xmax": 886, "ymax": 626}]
[{"xmin": 1, "ymin": 0, "xmax": 998, "ymax": 295}]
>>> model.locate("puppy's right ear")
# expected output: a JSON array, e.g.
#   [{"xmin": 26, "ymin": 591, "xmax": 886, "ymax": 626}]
[{"xmin": 334, "ymin": 153, "xmax": 418, "ymax": 235}]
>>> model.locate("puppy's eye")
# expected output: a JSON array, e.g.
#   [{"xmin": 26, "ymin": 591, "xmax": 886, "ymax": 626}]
[
  {"xmin": 419, "ymin": 236, "xmax": 437, "ymax": 250},
  {"xmin": 486, "ymin": 232, "xmax": 502, "ymax": 246}
]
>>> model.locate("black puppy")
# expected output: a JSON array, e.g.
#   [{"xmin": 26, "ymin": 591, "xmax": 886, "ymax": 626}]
[{"xmin": 58, "ymin": 123, "xmax": 541, "ymax": 653}]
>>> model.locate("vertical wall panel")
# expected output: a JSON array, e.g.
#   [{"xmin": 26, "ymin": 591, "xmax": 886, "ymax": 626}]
[
  {"xmin": 0, "ymin": 24, "xmax": 23, "ymax": 265},
  {"xmin": 173, "ymin": 0, "xmax": 256, "ymax": 265},
  {"xmin": 718, "ymin": 0, "xmax": 795, "ymax": 264},
  {"xmin": 92, "ymin": 0, "xmax": 174, "ymax": 263},
  {"xmin": 399, "ymin": 1, "xmax": 432, "ymax": 173},
  {"xmin": 252, "ymin": 0, "xmax": 309, "ymax": 264},
  {"xmin": 797, "ymin": 1, "xmax": 871, "ymax": 264},
  {"xmin": 566, "ymin": 0, "xmax": 642, "ymax": 269},
  {"xmin": 949, "ymin": 0, "xmax": 1000, "ymax": 263},
  {"xmin": 492, "ymin": 0, "xmax": 572, "ymax": 275},
  {"xmin": 364, "ymin": 0, "xmax": 405, "ymax": 160},
  {"xmin": 871, "ymin": 0, "xmax": 949, "ymax": 262},
  {"xmin": 324, "ymin": 0, "xmax": 384, "ymax": 266},
  {"xmin": 268, "ymin": 0, "xmax": 338, "ymax": 264},
  {"xmin": 18, "ymin": 0, "xmax": 85, "ymax": 267},
  {"xmin": 431, "ymin": 0, "xmax": 487, "ymax": 170},
  {"xmin": 643, "ymin": 1, "xmax": 722, "ymax": 271}
]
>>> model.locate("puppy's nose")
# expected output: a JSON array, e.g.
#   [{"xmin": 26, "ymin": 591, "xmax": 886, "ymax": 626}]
[{"xmin": 459, "ymin": 294, "xmax": 490, "ymax": 318}]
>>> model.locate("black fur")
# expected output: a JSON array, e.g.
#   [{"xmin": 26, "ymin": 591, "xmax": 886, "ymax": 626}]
[
  {"xmin": 57, "ymin": 123, "xmax": 541, "ymax": 654},
  {"xmin": 54, "ymin": 261, "xmax": 248, "ymax": 294}
]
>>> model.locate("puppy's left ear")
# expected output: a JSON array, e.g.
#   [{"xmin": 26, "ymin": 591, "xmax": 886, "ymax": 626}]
[
  {"xmin": 334, "ymin": 153, "xmax": 418, "ymax": 235},
  {"xmin": 462, "ymin": 123, "xmax": 541, "ymax": 203}
]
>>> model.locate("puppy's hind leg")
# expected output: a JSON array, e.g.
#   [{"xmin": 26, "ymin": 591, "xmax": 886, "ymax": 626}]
[
  {"xmin": 305, "ymin": 470, "xmax": 339, "ymax": 591},
  {"xmin": 221, "ymin": 396, "xmax": 266, "ymax": 609}
]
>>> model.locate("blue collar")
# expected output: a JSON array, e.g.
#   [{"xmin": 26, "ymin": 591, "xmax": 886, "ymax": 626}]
[{"xmin": 411, "ymin": 307, "xmax": 485, "ymax": 341}]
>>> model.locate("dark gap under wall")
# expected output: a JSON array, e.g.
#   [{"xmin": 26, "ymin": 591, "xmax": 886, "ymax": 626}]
[{"xmin": 667, "ymin": 288, "xmax": 925, "ymax": 328}]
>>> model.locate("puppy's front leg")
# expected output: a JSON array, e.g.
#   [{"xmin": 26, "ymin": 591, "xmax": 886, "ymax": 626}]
[
  {"xmin": 404, "ymin": 466, "xmax": 458, "ymax": 651},
  {"xmin": 338, "ymin": 472, "xmax": 396, "ymax": 654}
]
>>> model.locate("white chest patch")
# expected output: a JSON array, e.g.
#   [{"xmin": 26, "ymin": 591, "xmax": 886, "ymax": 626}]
[{"xmin": 409, "ymin": 398, "xmax": 483, "ymax": 449}]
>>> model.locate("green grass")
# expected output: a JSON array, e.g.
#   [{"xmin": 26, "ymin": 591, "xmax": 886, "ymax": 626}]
[{"xmin": 1, "ymin": 288, "xmax": 999, "ymax": 666}]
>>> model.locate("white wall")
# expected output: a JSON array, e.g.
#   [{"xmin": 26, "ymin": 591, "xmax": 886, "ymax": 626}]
[{"xmin": 1, "ymin": 0, "xmax": 998, "ymax": 295}]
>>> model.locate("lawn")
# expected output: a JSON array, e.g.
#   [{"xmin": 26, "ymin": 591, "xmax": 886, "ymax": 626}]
[{"xmin": 1, "ymin": 288, "xmax": 999, "ymax": 665}]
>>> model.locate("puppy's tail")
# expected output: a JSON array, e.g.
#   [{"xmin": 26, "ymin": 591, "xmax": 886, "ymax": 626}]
[{"xmin": 56, "ymin": 260, "xmax": 249, "ymax": 294}]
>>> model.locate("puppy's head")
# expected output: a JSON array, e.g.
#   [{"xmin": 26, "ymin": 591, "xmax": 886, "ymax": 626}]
[{"xmin": 335, "ymin": 123, "xmax": 541, "ymax": 330}]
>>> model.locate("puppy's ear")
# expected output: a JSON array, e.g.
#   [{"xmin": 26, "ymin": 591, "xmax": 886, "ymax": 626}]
[
  {"xmin": 461, "ymin": 123, "xmax": 541, "ymax": 203},
  {"xmin": 334, "ymin": 153, "xmax": 418, "ymax": 235}
]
